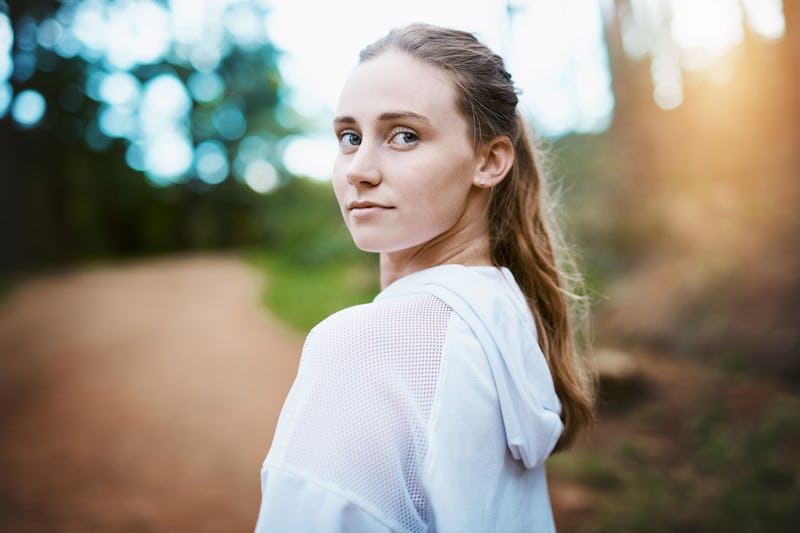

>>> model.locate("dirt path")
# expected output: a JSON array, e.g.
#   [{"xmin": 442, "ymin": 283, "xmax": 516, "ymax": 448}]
[
  {"xmin": 0, "ymin": 255, "xmax": 304, "ymax": 532},
  {"xmin": 3, "ymin": 254, "xmax": 795, "ymax": 531}
]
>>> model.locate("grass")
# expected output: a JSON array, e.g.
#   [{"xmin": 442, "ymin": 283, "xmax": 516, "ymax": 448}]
[{"xmin": 245, "ymin": 250, "xmax": 380, "ymax": 332}]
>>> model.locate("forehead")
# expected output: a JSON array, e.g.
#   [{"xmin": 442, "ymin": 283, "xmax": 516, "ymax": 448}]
[{"xmin": 336, "ymin": 50, "xmax": 461, "ymax": 121}]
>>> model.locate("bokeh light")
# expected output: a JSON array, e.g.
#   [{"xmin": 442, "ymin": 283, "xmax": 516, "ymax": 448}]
[
  {"xmin": 98, "ymin": 71, "xmax": 141, "ymax": 109},
  {"xmin": 14, "ymin": 16, "xmax": 35, "ymax": 52},
  {"xmin": 140, "ymin": 73, "xmax": 191, "ymax": 125},
  {"xmin": 621, "ymin": 0, "xmax": 787, "ymax": 110},
  {"xmin": 188, "ymin": 71, "xmax": 225, "ymax": 103},
  {"xmin": 0, "ymin": 50, "xmax": 11, "ymax": 83},
  {"xmin": 0, "ymin": 81, "xmax": 11, "ymax": 118},
  {"xmin": 11, "ymin": 89, "xmax": 46, "ymax": 127},
  {"xmin": 0, "ymin": 12, "xmax": 10, "ymax": 118},
  {"xmin": 125, "ymin": 140, "xmax": 147, "ymax": 171},
  {"xmin": 98, "ymin": 104, "xmax": 135, "ymax": 138},
  {"xmin": 71, "ymin": 0, "xmax": 171, "ymax": 69},
  {"xmin": 195, "ymin": 140, "xmax": 229, "ymax": 184},
  {"xmin": 53, "ymin": 28, "xmax": 81, "ymax": 59},
  {"xmin": 671, "ymin": 0, "xmax": 744, "ymax": 71},
  {"xmin": 234, "ymin": 134, "xmax": 270, "ymax": 178},
  {"xmin": 0, "ymin": 12, "xmax": 12, "ymax": 93},
  {"xmin": 36, "ymin": 18, "xmax": 63, "ymax": 49},
  {"xmin": 136, "ymin": 73, "xmax": 194, "ymax": 183},
  {"xmin": 1, "ymin": 0, "xmax": 788, "ymax": 178},
  {"xmin": 742, "ymin": 0, "xmax": 785, "ymax": 40},
  {"xmin": 223, "ymin": 2, "xmax": 266, "ymax": 50},
  {"xmin": 0, "ymin": 0, "xmax": 282, "ymax": 186},
  {"xmin": 282, "ymin": 135, "xmax": 337, "ymax": 181},
  {"xmin": 144, "ymin": 128, "xmax": 193, "ymax": 183},
  {"xmin": 12, "ymin": 51, "xmax": 36, "ymax": 82},
  {"xmin": 244, "ymin": 159, "xmax": 278, "ymax": 193},
  {"xmin": 0, "ymin": 11, "xmax": 11, "ymax": 54},
  {"xmin": 213, "ymin": 103, "xmax": 247, "ymax": 140}
]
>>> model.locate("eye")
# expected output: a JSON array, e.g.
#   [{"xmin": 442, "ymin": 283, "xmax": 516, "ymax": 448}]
[
  {"xmin": 389, "ymin": 129, "xmax": 419, "ymax": 146},
  {"xmin": 337, "ymin": 130, "xmax": 361, "ymax": 147}
]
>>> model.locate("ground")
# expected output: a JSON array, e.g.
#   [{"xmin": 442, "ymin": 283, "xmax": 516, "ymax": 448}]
[
  {"xmin": 0, "ymin": 255, "xmax": 302, "ymax": 532},
  {"xmin": 1, "ymin": 255, "xmax": 796, "ymax": 531}
]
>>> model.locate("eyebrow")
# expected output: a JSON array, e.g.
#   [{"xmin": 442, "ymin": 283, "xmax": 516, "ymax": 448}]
[{"xmin": 333, "ymin": 111, "xmax": 431, "ymax": 127}]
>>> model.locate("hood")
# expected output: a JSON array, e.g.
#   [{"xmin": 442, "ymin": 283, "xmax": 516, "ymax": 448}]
[{"xmin": 377, "ymin": 264, "xmax": 564, "ymax": 469}]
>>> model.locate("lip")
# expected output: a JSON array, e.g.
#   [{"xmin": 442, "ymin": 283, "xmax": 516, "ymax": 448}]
[
  {"xmin": 347, "ymin": 200, "xmax": 392, "ymax": 210},
  {"xmin": 347, "ymin": 200, "xmax": 394, "ymax": 219}
]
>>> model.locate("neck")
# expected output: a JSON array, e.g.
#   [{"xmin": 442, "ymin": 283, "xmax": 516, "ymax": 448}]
[{"xmin": 379, "ymin": 218, "xmax": 492, "ymax": 289}]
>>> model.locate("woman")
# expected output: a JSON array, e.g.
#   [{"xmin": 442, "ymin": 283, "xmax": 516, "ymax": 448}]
[{"xmin": 255, "ymin": 24, "xmax": 594, "ymax": 532}]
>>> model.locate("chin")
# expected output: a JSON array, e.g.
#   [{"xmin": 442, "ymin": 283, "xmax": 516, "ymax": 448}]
[
  {"xmin": 349, "ymin": 233, "xmax": 414, "ymax": 254},
  {"xmin": 351, "ymin": 238, "xmax": 389, "ymax": 254}
]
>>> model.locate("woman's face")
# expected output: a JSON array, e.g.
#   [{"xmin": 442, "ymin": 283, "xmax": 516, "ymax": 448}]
[{"xmin": 332, "ymin": 50, "xmax": 482, "ymax": 254}]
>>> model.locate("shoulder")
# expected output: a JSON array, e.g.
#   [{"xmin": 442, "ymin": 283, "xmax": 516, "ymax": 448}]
[
  {"xmin": 306, "ymin": 292, "xmax": 454, "ymax": 358},
  {"xmin": 380, "ymin": 265, "xmax": 529, "ymax": 308},
  {"xmin": 286, "ymin": 290, "xmax": 462, "ymax": 406},
  {"xmin": 377, "ymin": 264, "xmax": 536, "ymax": 339},
  {"xmin": 267, "ymin": 293, "xmax": 456, "ymax": 531}
]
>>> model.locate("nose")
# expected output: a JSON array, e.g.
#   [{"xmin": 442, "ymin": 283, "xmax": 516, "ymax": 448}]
[{"xmin": 345, "ymin": 142, "xmax": 381, "ymax": 186}]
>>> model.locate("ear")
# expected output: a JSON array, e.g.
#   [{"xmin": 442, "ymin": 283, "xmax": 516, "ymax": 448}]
[{"xmin": 473, "ymin": 136, "xmax": 514, "ymax": 188}]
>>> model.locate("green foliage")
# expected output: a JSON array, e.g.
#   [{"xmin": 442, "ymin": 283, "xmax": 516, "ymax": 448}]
[
  {"xmin": 1, "ymin": 0, "xmax": 296, "ymax": 276},
  {"xmin": 246, "ymin": 251, "xmax": 378, "ymax": 332},
  {"xmin": 245, "ymin": 177, "xmax": 380, "ymax": 332},
  {"xmin": 255, "ymin": 178, "xmax": 364, "ymax": 266}
]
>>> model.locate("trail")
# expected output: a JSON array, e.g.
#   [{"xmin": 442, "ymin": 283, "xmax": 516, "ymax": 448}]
[
  {"xmin": 0, "ymin": 255, "xmax": 303, "ymax": 532},
  {"xmin": 2, "ymin": 254, "xmax": 793, "ymax": 531}
]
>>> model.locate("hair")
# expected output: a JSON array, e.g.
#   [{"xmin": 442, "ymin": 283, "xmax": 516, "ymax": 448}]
[{"xmin": 360, "ymin": 24, "xmax": 595, "ymax": 450}]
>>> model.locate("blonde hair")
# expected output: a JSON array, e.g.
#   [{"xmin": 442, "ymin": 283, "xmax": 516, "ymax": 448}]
[{"xmin": 360, "ymin": 24, "xmax": 595, "ymax": 450}]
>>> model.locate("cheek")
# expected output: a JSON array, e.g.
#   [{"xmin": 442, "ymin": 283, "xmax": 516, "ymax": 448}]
[
  {"xmin": 331, "ymin": 162, "xmax": 349, "ymax": 212},
  {"xmin": 418, "ymin": 158, "xmax": 475, "ymax": 209},
  {"xmin": 396, "ymin": 180, "xmax": 471, "ymax": 239}
]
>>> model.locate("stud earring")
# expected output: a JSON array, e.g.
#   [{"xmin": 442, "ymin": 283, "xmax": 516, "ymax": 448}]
[{"xmin": 480, "ymin": 178, "xmax": 486, "ymax": 186}]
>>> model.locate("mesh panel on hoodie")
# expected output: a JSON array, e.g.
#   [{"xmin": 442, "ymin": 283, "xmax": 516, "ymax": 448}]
[{"xmin": 269, "ymin": 293, "xmax": 451, "ymax": 532}]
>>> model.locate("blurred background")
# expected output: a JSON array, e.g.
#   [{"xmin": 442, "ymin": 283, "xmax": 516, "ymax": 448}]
[{"xmin": 0, "ymin": 0, "xmax": 798, "ymax": 531}]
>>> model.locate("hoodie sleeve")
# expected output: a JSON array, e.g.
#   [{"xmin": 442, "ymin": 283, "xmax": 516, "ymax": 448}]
[
  {"xmin": 255, "ymin": 467, "xmax": 396, "ymax": 532},
  {"xmin": 256, "ymin": 294, "xmax": 451, "ymax": 533}
]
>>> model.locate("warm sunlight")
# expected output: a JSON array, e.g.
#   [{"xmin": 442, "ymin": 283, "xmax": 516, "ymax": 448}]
[
  {"xmin": 624, "ymin": 0, "xmax": 785, "ymax": 109},
  {"xmin": 670, "ymin": 0, "xmax": 745, "ymax": 71}
]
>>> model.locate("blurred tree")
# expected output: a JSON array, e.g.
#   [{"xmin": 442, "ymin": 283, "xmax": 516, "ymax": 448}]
[
  {"xmin": 0, "ymin": 0, "xmax": 303, "ymax": 277},
  {"xmin": 581, "ymin": 0, "xmax": 799, "ymax": 383}
]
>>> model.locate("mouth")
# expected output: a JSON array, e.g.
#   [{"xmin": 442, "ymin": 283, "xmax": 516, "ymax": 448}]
[
  {"xmin": 347, "ymin": 200, "xmax": 392, "ymax": 210},
  {"xmin": 346, "ymin": 200, "xmax": 394, "ymax": 219}
]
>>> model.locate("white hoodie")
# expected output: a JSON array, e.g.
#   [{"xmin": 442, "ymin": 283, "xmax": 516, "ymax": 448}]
[{"xmin": 256, "ymin": 265, "xmax": 563, "ymax": 532}]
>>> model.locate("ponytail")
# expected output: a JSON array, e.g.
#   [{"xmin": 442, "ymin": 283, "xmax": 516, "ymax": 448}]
[{"xmin": 489, "ymin": 114, "xmax": 595, "ymax": 451}]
